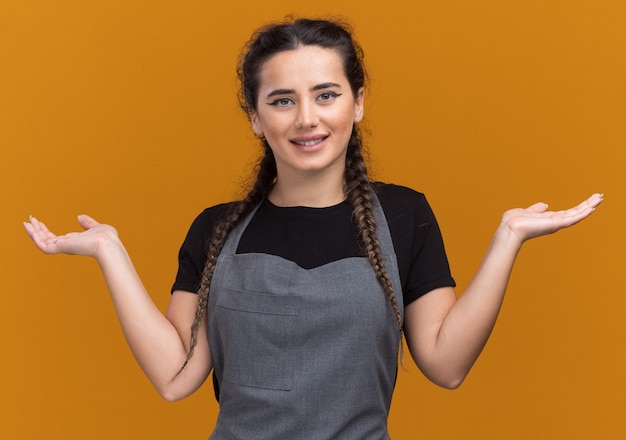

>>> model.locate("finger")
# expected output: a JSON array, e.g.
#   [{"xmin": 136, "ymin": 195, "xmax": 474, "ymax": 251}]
[
  {"xmin": 585, "ymin": 192, "xmax": 604, "ymax": 209},
  {"xmin": 551, "ymin": 194, "xmax": 603, "ymax": 229},
  {"xmin": 22, "ymin": 220, "xmax": 34, "ymax": 238},
  {"xmin": 564, "ymin": 193, "xmax": 604, "ymax": 218},
  {"xmin": 567, "ymin": 193, "xmax": 604, "ymax": 213},
  {"xmin": 526, "ymin": 202, "xmax": 549, "ymax": 214},
  {"xmin": 26, "ymin": 216, "xmax": 56, "ymax": 241},
  {"xmin": 530, "ymin": 193, "xmax": 603, "ymax": 221},
  {"xmin": 25, "ymin": 224, "xmax": 60, "ymax": 254},
  {"xmin": 77, "ymin": 214, "xmax": 100, "ymax": 230}
]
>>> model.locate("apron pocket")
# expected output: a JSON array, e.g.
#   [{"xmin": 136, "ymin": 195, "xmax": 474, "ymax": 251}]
[{"xmin": 215, "ymin": 288, "xmax": 299, "ymax": 391}]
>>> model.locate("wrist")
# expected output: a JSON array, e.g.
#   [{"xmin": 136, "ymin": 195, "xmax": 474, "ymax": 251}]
[
  {"xmin": 492, "ymin": 222, "xmax": 524, "ymax": 252},
  {"xmin": 94, "ymin": 232, "xmax": 127, "ymax": 264}
]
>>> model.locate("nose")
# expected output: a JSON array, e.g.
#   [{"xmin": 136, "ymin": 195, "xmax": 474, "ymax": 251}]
[{"xmin": 295, "ymin": 101, "xmax": 318, "ymax": 129}]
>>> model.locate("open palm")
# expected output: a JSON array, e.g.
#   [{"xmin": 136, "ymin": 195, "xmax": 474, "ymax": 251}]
[
  {"xmin": 24, "ymin": 215, "xmax": 119, "ymax": 258},
  {"xmin": 501, "ymin": 193, "xmax": 603, "ymax": 243}
]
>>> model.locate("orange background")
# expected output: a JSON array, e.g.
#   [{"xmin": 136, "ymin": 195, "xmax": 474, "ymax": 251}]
[{"xmin": 1, "ymin": 1, "xmax": 624, "ymax": 438}]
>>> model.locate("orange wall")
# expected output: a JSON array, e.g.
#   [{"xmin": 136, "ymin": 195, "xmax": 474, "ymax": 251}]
[{"xmin": 1, "ymin": 1, "xmax": 624, "ymax": 438}]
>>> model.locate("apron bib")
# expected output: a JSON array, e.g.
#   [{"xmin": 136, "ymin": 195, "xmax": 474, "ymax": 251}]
[{"xmin": 207, "ymin": 193, "xmax": 403, "ymax": 439}]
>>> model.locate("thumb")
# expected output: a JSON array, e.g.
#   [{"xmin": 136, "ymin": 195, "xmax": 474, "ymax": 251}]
[
  {"xmin": 526, "ymin": 202, "xmax": 549, "ymax": 214},
  {"xmin": 77, "ymin": 214, "xmax": 100, "ymax": 230}
]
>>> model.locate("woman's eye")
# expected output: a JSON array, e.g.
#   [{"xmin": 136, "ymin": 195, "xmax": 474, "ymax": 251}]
[
  {"xmin": 318, "ymin": 92, "xmax": 340, "ymax": 102},
  {"xmin": 270, "ymin": 98, "xmax": 293, "ymax": 107}
]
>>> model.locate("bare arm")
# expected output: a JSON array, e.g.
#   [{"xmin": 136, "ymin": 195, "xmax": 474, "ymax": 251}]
[
  {"xmin": 23, "ymin": 215, "xmax": 211, "ymax": 401},
  {"xmin": 403, "ymin": 193, "xmax": 603, "ymax": 389}
]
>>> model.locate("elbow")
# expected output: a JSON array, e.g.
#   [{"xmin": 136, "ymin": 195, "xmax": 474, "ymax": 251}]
[
  {"xmin": 154, "ymin": 374, "xmax": 206, "ymax": 402},
  {"xmin": 151, "ymin": 363, "xmax": 210, "ymax": 402},
  {"xmin": 159, "ymin": 389, "xmax": 182, "ymax": 403},
  {"xmin": 154, "ymin": 380, "xmax": 190, "ymax": 402},
  {"xmin": 418, "ymin": 358, "xmax": 472, "ymax": 390},
  {"xmin": 437, "ymin": 375, "xmax": 465, "ymax": 390},
  {"xmin": 426, "ymin": 370, "xmax": 468, "ymax": 390}
]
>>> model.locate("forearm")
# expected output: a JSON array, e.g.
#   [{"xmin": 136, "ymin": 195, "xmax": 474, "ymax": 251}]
[
  {"xmin": 411, "ymin": 226, "xmax": 523, "ymax": 388},
  {"xmin": 24, "ymin": 215, "xmax": 210, "ymax": 399},
  {"xmin": 443, "ymin": 228, "xmax": 520, "ymax": 370},
  {"xmin": 407, "ymin": 194, "xmax": 602, "ymax": 388},
  {"xmin": 95, "ymin": 238, "xmax": 209, "ymax": 399}
]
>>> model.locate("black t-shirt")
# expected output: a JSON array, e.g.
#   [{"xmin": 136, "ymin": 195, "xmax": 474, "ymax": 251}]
[{"xmin": 172, "ymin": 183, "xmax": 455, "ymax": 306}]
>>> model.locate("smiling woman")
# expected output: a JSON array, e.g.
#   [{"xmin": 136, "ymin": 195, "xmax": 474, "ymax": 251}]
[
  {"xmin": 251, "ymin": 45, "xmax": 364, "ymax": 206},
  {"xmin": 22, "ymin": 17, "xmax": 603, "ymax": 440}
]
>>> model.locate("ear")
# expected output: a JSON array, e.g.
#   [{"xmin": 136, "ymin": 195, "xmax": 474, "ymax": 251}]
[
  {"xmin": 353, "ymin": 87, "xmax": 365, "ymax": 123},
  {"xmin": 250, "ymin": 111, "xmax": 263, "ymax": 136}
]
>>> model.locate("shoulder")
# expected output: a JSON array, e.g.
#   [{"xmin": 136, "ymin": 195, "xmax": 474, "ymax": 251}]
[
  {"xmin": 372, "ymin": 182, "xmax": 455, "ymax": 305},
  {"xmin": 189, "ymin": 202, "xmax": 232, "ymax": 228},
  {"xmin": 371, "ymin": 182, "xmax": 433, "ymax": 222},
  {"xmin": 372, "ymin": 181, "xmax": 427, "ymax": 203},
  {"xmin": 182, "ymin": 202, "xmax": 236, "ymax": 242}
]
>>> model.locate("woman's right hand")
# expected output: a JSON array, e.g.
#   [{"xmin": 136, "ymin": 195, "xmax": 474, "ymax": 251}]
[
  {"xmin": 24, "ymin": 214, "xmax": 119, "ymax": 258},
  {"xmin": 24, "ymin": 214, "xmax": 212, "ymax": 399}
]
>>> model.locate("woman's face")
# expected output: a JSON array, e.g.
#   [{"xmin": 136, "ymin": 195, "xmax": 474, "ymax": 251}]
[{"xmin": 250, "ymin": 45, "xmax": 364, "ymax": 181}]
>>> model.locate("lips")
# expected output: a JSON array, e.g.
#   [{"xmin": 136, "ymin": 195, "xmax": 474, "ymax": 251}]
[{"xmin": 291, "ymin": 135, "xmax": 329, "ymax": 147}]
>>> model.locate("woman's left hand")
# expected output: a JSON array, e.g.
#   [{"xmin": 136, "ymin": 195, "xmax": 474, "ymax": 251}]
[
  {"xmin": 500, "ymin": 193, "xmax": 604, "ymax": 244},
  {"xmin": 406, "ymin": 192, "xmax": 604, "ymax": 388}
]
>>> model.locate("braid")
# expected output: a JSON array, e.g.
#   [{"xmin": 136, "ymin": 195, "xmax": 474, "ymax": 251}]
[
  {"xmin": 174, "ymin": 130, "xmax": 404, "ymax": 379},
  {"xmin": 173, "ymin": 144, "xmax": 276, "ymax": 380},
  {"xmin": 344, "ymin": 128, "xmax": 403, "ymax": 332}
]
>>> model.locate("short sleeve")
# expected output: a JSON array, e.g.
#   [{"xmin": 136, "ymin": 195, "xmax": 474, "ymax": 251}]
[
  {"xmin": 171, "ymin": 204, "xmax": 228, "ymax": 294},
  {"xmin": 375, "ymin": 183, "xmax": 456, "ymax": 306}
]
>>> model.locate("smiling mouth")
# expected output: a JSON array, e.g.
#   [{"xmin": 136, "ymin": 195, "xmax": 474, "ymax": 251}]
[{"xmin": 291, "ymin": 136, "xmax": 328, "ymax": 147}]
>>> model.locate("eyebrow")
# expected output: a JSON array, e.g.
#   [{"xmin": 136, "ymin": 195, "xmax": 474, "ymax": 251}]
[{"xmin": 265, "ymin": 82, "xmax": 342, "ymax": 99}]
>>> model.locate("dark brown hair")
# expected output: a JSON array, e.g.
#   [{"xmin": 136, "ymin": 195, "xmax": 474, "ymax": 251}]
[{"xmin": 178, "ymin": 18, "xmax": 402, "ymax": 377}]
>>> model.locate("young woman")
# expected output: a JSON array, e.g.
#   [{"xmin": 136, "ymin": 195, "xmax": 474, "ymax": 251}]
[{"xmin": 24, "ymin": 18, "xmax": 602, "ymax": 439}]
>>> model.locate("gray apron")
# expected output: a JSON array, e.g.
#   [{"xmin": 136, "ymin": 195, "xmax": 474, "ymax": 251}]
[{"xmin": 207, "ymin": 194, "xmax": 404, "ymax": 439}]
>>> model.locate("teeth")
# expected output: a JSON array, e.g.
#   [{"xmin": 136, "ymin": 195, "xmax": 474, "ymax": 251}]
[{"xmin": 295, "ymin": 138, "xmax": 324, "ymax": 146}]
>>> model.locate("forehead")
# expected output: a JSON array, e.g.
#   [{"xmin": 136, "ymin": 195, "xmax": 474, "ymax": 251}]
[{"xmin": 257, "ymin": 45, "xmax": 347, "ymax": 90}]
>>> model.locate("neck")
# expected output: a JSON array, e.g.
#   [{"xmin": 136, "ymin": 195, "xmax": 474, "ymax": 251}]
[{"xmin": 269, "ymin": 169, "xmax": 345, "ymax": 208}]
